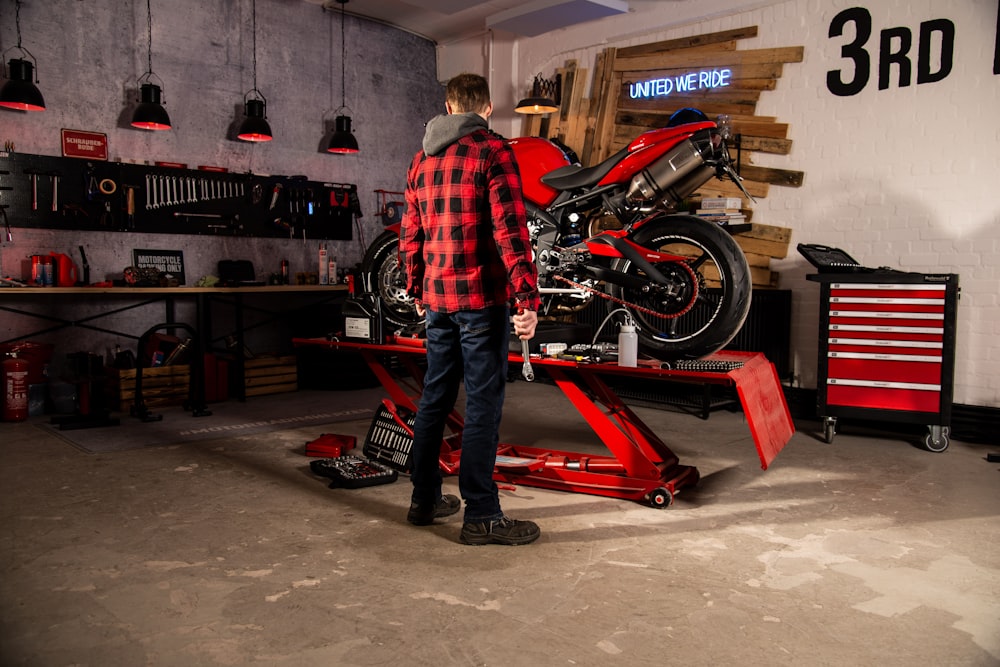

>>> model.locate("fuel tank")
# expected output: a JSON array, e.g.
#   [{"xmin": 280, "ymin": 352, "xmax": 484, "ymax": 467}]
[{"xmin": 508, "ymin": 137, "xmax": 573, "ymax": 208}]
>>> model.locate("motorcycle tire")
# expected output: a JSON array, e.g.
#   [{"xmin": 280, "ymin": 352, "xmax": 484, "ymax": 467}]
[
  {"xmin": 608, "ymin": 214, "xmax": 752, "ymax": 360},
  {"xmin": 359, "ymin": 230, "xmax": 425, "ymax": 330}
]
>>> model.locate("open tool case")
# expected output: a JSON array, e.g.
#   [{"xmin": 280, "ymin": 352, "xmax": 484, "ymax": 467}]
[{"xmin": 796, "ymin": 243, "xmax": 872, "ymax": 273}]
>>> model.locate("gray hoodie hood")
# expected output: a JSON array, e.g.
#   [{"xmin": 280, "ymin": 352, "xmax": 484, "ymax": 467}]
[{"xmin": 422, "ymin": 112, "xmax": 488, "ymax": 156}]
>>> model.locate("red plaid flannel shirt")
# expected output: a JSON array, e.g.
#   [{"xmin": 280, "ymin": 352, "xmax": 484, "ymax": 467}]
[{"xmin": 400, "ymin": 129, "xmax": 540, "ymax": 313}]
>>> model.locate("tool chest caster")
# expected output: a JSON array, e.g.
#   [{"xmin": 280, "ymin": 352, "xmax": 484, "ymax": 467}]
[{"xmin": 922, "ymin": 425, "xmax": 950, "ymax": 453}]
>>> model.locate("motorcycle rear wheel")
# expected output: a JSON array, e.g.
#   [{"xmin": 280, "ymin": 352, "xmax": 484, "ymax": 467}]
[
  {"xmin": 360, "ymin": 230, "xmax": 424, "ymax": 330},
  {"xmin": 608, "ymin": 214, "xmax": 752, "ymax": 360}
]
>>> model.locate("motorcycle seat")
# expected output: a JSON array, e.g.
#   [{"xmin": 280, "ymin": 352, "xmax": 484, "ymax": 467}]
[{"xmin": 540, "ymin": 146, "xmax": 628, "ymax": 191}]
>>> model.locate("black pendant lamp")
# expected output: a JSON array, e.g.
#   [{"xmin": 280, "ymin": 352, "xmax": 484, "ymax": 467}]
[
  {"xmin": 131, "ymin": 0, "xmax": 171, "ymax": 130},
  {"xmin": 515, "ymin": 74, "xmax": 560, "ymax": 115},
  {"xmin": 0, "ymin": 0, "xmax": 45, "ymax": 112},
  {"xmin": 327, "ymin": 0, "xmax": 358, "ymax": 154},
  {"xmin": 237, "ymin": 0, "xmax": 272, "ymax": 142}
]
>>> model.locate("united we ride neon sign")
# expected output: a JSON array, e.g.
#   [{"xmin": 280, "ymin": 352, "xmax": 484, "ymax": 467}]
[{"xmin": 628, "ymin": 68, "xmax": 732, "ymax": 99}]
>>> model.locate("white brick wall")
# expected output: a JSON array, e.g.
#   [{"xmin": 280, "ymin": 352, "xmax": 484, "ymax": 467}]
[{"xmin": 472, "ymin": 0, "xmax": 1000, "ymax": 407}]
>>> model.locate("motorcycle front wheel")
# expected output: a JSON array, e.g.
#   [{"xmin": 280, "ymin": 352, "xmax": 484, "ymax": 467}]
[
  {"xmin": 608, "ymin": 214, "xmax": 752, "ymax": 360},
  {"xmin": 359, "ymin": 230, "xmax": 424, "ymax": 330}
]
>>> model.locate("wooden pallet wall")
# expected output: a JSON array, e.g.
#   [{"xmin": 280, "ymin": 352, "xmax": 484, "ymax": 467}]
[{"xmin": 521, "ymin": 27, "xmax": 805, "ymax": 202}]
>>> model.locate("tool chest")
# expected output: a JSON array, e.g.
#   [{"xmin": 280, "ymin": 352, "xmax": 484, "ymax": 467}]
[{"xmin": 807, "ymin": 272, "xmax": 959, "ymax": 451}]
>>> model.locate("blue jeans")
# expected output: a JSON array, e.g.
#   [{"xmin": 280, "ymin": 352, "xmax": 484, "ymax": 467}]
[{"xmin": 410, "ymin": 305, "xmax": 509, "ymax": 522}]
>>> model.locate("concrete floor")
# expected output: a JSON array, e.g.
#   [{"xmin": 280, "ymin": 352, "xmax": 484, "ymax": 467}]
[{"xmin": 1, "ymin": 382, "xmax": 998, "ymax": 667}]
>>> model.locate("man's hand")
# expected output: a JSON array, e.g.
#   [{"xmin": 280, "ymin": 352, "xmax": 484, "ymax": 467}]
[
  {"xmin": 414, "ymin": 300, "xmax": 426, "ymax": 317},
  {"xmin": 513, "ymin": 308, "xmax": 538, "ymax": 340}
]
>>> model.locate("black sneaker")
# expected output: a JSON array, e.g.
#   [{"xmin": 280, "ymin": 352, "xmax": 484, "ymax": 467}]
[
  {"xmin": 407, "ymin": 494, "xmax": 461, "ymax": 526},
  {"xmin": 459, "ymin": 515, "xmax": 540, "ymax": 546}
]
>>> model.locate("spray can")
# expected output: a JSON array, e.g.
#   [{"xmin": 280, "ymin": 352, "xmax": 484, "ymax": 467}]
[
  {"xmin": 280, "ymin": 259, "xmax": 289, "ymax": 285},
  {"xmin": 318, "ymin": 244, "xmax": 328, "ymax": 285},
  {"xmin": 40, "ymin": 256, "xmax": 54, "ymax": 286},
  {"xmin": 328, "ymin": 256, "xmax": 338, "ymax": 285},
  {"xmin": 618, "ymin": 322, "xmax": 638, "ymax": 367}
]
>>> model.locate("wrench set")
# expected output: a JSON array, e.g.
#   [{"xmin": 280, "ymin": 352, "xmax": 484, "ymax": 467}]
[{"xmin": 143, "ymin": 173, "xmax": 246, "ymax": 210}]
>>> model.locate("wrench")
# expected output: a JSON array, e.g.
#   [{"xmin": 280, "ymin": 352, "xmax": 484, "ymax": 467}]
[
  {"xmin": 516, "ymin": 308, "xmax": 534, "ymax": 382},
  {"xmin": 145, "ymin": 174, "xmax": 152, "ymax": 210}
]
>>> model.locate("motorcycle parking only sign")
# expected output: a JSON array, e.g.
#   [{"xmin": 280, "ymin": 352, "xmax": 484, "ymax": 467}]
[{"xmin": 132, "ymin": 249, "xmax": 185, "ymax": 285}]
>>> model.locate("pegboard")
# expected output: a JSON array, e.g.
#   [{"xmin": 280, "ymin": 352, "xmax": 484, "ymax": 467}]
[{"xmin": 0, "ymin": 151, "xmax": 358, "ymax": 240}]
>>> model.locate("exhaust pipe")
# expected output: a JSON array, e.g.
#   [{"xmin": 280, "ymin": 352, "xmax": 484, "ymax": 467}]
[{"xmin": 626, "ymin": 131, "xmax": 715, "ymax": 209}]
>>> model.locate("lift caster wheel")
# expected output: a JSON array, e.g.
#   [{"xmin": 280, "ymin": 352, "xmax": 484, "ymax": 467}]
[{"xmin": 648, "ymin": 487, "xmax": 673, "ymax": 509}]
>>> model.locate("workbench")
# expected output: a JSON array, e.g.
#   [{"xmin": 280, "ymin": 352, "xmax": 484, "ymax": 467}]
[
  {"xmin": 1, "ymin": 284, "xmax": 347, "ymax": 400},
  {"xmin": 293, "ymin": 337, "xmax": 795, "ymax": 507}
]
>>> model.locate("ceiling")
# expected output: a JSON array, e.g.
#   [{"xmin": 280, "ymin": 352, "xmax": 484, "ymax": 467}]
[{"xmin": 307, "ymin": 0, "xmax": 631, "ymax": 44}]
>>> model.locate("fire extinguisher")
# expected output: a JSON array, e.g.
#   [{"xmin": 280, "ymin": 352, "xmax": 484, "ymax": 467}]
[{"xmin": 3, "ymin": 352, "xmax": 29, "ymax": 422}]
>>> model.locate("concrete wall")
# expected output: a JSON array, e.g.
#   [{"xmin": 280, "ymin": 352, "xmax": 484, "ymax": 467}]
[
  {"xmin": 0, "ymin": 0, "xmax": 442, "ymax": 363},
  {"xmin": 441, "ymin": 0, "xmax": 1000, "ymax": 408}
]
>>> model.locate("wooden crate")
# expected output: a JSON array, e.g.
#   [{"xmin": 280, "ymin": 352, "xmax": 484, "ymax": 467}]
[
  {"xmin": 706, "ymin": 222, "xmax": 792, "ymax": 289},
  {"xmin": 108, "ymin": 365, "xmax": 191, "ymax": 410},
  {"xmin": 243, "ymin": 355, "xmax": 298, "ymax": 397},
  {"xmin": 730, "ymin": 223, "xmax": 792, "ymax": 260}
]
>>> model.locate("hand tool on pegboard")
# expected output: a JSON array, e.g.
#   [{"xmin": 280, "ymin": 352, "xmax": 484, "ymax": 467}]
[{"xmin": 124, "ymin": 184, "xmax": 137, "ymax": 230}]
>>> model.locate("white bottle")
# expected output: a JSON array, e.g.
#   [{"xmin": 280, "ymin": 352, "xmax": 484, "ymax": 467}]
[
  {"xmin": 328, "ymin": 257, "xmax": 338, "ymax": 285},
  {"xmin": 618, "ymin": 323, "xmax": 638, "ymax": 367},
  {"xmin": 318, "ymin": 244, "xmax": 328, "ymax": 285}
]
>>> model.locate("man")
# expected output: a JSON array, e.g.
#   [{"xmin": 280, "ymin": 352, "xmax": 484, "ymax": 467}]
[{"xmin": 398, "ymin": 73, "xmax": 540, "ymax": 546}]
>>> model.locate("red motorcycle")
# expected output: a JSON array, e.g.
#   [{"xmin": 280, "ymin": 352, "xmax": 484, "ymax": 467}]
[{"xmin": 361, "ymin": 108, "xmax": 754, "ymax": 360}]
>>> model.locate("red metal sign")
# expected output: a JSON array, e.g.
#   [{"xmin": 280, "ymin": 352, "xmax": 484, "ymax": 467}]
[{"xmin": 61, "ymin": 129, "xmax": 108, "ymax": 160}]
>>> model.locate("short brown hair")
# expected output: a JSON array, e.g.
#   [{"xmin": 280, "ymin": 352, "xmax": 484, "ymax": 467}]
[{"xmin": 446, "ymin": 73, "xmax": 491, "ymax": 114}]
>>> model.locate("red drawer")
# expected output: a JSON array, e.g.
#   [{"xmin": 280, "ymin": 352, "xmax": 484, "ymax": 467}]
[
  {"xmin": 828, "ymin": 340, "xmax": 942, "ymax": 356},
  {"xmin": 827, "ymin": 354, "xmax": 942, "ymax": 384},
  {"xmin": 829, "ymin": 286, "xmax": 947, "ymax": 300},
  {"xmin": 827, "ymin": 331, "xmax": 942, "ymax": 344},
  {"xmin": 830, "ymin": 316, "xmax": 943, "ymax": 330},
  {"xmin": 826, "ymin": 382, "xmax": 940, "ymax": 412}
]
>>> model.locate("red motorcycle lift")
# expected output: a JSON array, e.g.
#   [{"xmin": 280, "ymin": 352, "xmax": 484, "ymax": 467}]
[{"xmin": 292, "ymin": 337, "xmax": 794, "ymax": 507}]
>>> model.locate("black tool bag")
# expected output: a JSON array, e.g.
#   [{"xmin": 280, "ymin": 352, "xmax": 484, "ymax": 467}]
[{"xmin": 217, "ymin": 259, "xmax": 264, "ymax": 286}]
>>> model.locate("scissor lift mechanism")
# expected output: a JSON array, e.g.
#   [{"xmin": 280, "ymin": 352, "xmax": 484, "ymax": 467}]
[{"xmin": 293, "ymin": 338, "xmax": 794, "ymax": 507}]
